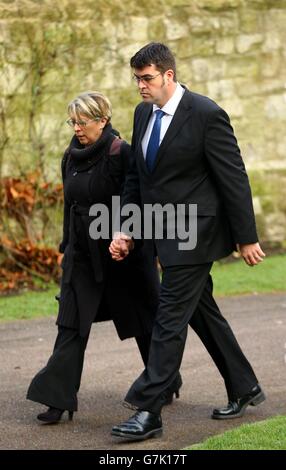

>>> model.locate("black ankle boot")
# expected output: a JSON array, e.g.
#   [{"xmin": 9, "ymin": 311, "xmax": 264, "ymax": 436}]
[
  {"xmin": 164, "ymin": 389, "xmax": 180, "ymax": 406},
  {"xmin": 163, "ymin": 372, "xmax": 183, "ymax": 406},
  {"xmin": 37, "ymin": 407, "xmax": 74, "ymax": 424}
]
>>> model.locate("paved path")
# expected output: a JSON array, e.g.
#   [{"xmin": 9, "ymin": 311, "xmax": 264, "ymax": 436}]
[{"xmin": 0, "ymin": 293, "xmax": 285, "ymax": 450}]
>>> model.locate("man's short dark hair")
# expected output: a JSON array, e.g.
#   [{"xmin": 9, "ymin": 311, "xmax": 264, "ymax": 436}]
[{"xmin": 130, "ymin": 42, "xmax": 177, "ymax": 81}]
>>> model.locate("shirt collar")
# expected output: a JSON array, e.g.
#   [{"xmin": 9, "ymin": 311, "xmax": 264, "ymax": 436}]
[{"xmin": 153, "ymin": 82, "xmax": 185, "ymax": 116}]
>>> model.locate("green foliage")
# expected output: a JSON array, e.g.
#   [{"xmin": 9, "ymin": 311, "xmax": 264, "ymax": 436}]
[{"xmin": 188, "ymin": 415, "xmax": 286, "ymax": 450}]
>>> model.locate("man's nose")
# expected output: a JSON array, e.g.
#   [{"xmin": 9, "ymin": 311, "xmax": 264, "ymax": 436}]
[
  {"xmin": 74, "ymin": 122, "xmax": 81, "ymax": 130},
  {"xmin": 138, "ymin": 80, "xmax": 146, "ymax": 90}
]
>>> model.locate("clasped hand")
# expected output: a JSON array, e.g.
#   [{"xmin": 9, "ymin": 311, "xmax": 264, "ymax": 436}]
[{"xmin": 109, "ymin": 232, "xmax": 134, "ymax": 261}]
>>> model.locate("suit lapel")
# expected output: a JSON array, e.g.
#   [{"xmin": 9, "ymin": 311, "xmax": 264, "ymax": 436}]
[{"xmin": 136, "ymin": 104, "xmax": 153, "ymax": 166}]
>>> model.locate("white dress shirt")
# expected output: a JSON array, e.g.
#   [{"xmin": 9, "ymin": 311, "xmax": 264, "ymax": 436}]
[{"xmin": 141, "ymin": 83, "xmax": 185, "ymax": 158}]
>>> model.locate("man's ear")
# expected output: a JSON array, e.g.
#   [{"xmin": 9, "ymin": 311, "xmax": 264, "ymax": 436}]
[{"xmin": 165, "ymin": 69, "xmax": 175, "ymax": 82}]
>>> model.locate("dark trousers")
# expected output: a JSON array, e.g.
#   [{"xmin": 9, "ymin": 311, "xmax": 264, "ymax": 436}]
[
  {"xmin": 125, "ymin": 264, "xmax": 258, "ymax": 415},
  {"xmin": 27, "ymin": 326, "xmax": 151, "ymax": 412}
]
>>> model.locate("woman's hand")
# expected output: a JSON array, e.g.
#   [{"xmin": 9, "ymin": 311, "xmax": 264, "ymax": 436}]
[{"xmin": 109, "ymin": 232, "xmax": 134, "ymax": 261}]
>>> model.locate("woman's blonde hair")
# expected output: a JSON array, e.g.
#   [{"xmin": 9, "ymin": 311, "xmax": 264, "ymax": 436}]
[{"xmin": 68, "ymin": 91, "xmax": 112, "ymax": 123}]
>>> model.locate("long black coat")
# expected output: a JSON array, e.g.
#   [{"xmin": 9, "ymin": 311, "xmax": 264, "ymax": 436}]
[{"xmin": 56, "ymin": 124, "xmax": 159, "ymax": 338}]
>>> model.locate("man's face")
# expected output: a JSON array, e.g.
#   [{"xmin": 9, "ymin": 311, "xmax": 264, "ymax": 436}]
[{"xmin": 133, "ymin": 65, "xmax": 171, "ymax": 107}]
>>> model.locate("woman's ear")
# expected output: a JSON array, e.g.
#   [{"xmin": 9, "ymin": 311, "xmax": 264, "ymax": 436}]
[{"xmin": 100, "ymin": 117, "xmax": 108, "ymax": 129}]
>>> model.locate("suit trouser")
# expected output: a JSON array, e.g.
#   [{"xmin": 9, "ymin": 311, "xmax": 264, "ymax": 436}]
[
  {"xmin": 124, "ymin": 263, "xmax": 258, "ymax": 415},
  {"xmin": 27, "ymin": 326, "xmax": 152, "ymax": 412}
]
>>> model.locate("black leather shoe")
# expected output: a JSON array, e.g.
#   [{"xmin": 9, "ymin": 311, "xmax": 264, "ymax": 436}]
[
  {"xmin": 111, "ymin": 411, "xmax": 162, "ymax": 441},
  {"xmin": 37, "ymin": 407, "xmax": 74, "ymax": 424},
  {"xmin": 212, "ymin": 384, "xmax": 266, "ymax": 420}
]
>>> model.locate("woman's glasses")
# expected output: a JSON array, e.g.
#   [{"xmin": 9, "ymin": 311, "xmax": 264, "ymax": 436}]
[{"xmin": 66, "ymin": 118, "xmax": 99, "ymax": 128}]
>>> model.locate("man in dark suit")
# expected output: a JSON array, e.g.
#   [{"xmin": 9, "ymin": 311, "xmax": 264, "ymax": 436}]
[{"xmin": 109, "ymin": 42, "xmax": 266, "ymax": 441}]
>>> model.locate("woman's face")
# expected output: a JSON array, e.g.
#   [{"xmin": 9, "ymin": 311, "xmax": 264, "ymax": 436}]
[{"xmin": 70, "ymin": 113, "xmax": 107, "ymax": 146}]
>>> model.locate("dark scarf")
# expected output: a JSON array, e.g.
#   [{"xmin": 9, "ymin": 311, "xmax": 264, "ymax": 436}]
[{"xmin": 68, "ymin": 123, "xmax": 114, "ymax": 172}]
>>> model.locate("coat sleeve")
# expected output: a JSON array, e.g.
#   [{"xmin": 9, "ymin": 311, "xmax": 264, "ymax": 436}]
[
  {"xmin": 204, "ymin": 107, "xmax": 258, "ymax": 244},
  {"xmin": 120, "ymin": 108, "xmax": 142, "ymax": 209},
  {"xmin": 119, "ymin": 111, "xmax": 143, "ymax": 247},
  {"xmin": 59, "ymin": 150, "xmax": 71, "ymax": 253}
]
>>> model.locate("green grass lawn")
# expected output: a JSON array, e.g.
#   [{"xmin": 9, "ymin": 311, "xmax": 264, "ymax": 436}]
[
  {"xmin": 0, "ymin": 254, "xmax": 285, "ymax": 322},
  {"xmin": 188, "ymin": 415, "xmax": 286, "ymax": 450},
  {"xmin": 212, "ymin": 253, "xmax": 286, "ymax": 297},
  {"xmin": 0, "ymin": 283, "xmax": 59, "ymax": 321}
]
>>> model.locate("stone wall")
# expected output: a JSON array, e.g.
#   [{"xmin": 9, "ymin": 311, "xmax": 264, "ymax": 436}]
[{"xmin": 1, "ymin": 0, "xmax": 286, "ymax": 244}]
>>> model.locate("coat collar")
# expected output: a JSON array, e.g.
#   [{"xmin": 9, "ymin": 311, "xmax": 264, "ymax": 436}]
[{"xmin": 67, "ymin": 124, "xmax": 114, "ymax": 172}]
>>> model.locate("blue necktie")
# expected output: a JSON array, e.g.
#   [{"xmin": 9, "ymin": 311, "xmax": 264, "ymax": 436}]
[{"xmin": 146, "ymin": 109, "xmax": 165, "ymax": 172}]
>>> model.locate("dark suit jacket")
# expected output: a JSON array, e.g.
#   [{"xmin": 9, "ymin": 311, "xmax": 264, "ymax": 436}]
[{"xmin": 121, "ymin": 88, "xmax": 258, "ymax": 267}]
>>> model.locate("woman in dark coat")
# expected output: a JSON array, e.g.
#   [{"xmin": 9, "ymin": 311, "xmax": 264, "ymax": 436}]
[{"xmin": 27, "ymin": 91, "xmax": 181, "ymax": 424}]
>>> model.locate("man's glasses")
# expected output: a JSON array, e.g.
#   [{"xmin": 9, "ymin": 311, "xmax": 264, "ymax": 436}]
[
  {"xmin": 132, "ymin": 72, "xmax": 162, "ymax": 85},
  {"xmin": 66, "ymin": 118, "xmax": 99, "ymax": 128}
]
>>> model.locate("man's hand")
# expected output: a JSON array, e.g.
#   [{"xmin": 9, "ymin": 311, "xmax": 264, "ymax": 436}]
[
  {"xmin": 109, "ymin": 232, "xmax": 134, "ymax": 261},
  {"xmin": 236, "ymin": 242, "xmax": 266, "ymax": 266}
]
